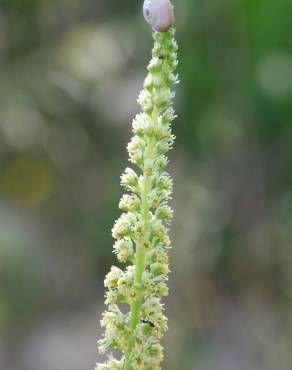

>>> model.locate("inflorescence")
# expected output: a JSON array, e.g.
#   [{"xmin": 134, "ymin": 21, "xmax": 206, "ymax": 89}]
[{"xmin": 96, "ymin": 27, "xmax": 179, "ymax": 370}]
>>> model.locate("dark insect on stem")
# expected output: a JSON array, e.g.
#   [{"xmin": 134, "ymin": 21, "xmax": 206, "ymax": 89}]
[
  {"xmin": 159, "ymin": 54, "xmax": 165, "ymax": 60},
  {"xmin": 141, "ymin": 319, "xmax": 155, "ymax": 327}
]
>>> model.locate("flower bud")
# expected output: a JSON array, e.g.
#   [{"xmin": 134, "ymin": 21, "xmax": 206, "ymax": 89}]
[{"xmin": 104, "ymin": 266, "xmax": 123, "ymax": 289}]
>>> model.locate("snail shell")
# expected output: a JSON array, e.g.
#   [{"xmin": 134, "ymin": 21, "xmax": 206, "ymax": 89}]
[{"xmin": 143, "ymin": 0, "xmax": 174, "ymax": 32}]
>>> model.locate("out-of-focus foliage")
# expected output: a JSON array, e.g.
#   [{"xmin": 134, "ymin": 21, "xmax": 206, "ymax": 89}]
[{"xmin": 0, "ymin": 0, "xmax": 292, "ymax": 369}]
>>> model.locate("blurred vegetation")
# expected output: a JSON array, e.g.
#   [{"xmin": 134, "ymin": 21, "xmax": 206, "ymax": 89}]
[{"xmin": 0, "ymin": 0, "xmax": 292, "ymax": 369}]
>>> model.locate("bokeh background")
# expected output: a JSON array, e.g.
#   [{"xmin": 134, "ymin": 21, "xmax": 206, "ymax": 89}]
[{"xmin": 1, "ymin": 0, "xmax": 292, "ymax": 369}]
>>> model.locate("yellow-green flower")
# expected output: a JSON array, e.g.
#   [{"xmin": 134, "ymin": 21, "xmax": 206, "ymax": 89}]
[{"xmin": 96, "ymin": 26, "xmax": 178, "ymax": 370}]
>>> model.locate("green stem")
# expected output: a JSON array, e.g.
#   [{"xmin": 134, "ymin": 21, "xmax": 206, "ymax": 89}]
[{"xmin": 124, "ymin": 134, "xmax": 155, "ymax": 370}]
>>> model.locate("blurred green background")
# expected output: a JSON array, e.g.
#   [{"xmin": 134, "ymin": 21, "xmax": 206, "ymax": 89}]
[{"xmin": 0, "ymin": 0, "xmax": 292, "ymax": 369}]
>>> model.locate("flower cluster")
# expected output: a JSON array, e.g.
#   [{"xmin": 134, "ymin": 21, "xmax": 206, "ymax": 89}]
[{"xmin": 96, "ymin": 28, "xmax": 178, "ymax": 370}]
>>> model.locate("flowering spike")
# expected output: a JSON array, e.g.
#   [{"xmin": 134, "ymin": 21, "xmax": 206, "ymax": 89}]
[{"xmin": 95, "ymin": 23, "xmax": 178, "ymax": 370}]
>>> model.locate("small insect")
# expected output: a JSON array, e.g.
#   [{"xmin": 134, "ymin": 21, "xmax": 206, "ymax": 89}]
[
  {"xmin": 158, "ymin": 54, "xmax": 165, "ymax": 60},
  {"xmin": 143, "ymin": 0, "xmax": 174, "ymax": 33},
  {"xmin": 141, "ymin": 319, "xmax": 155, "ymax": 327}
]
